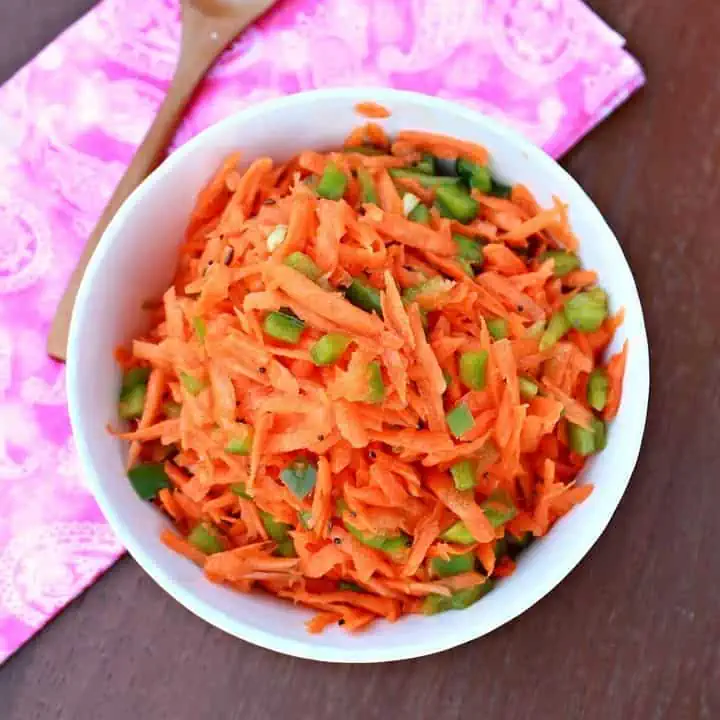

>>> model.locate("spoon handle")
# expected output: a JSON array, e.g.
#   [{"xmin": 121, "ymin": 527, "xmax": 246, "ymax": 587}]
[{"xmin": 47, "ymin": 4, "xmax": 241, "ymax": 361}]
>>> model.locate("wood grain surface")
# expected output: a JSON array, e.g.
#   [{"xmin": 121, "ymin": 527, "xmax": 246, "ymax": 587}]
[{"xmin": 1, "ymin": 1, "xmax": 718, "ymax": 718}]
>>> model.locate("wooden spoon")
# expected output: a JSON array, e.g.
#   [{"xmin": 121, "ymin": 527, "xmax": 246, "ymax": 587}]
[{"xmin": 47, "ymin": 0, "xmax": 278, "ymax": 361}]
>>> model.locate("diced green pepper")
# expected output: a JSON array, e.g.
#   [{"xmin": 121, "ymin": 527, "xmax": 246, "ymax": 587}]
[
  {"xmin": 188, "ymin": 523, "xmax": 224, "ymax": 555},
  {"xmin": 402, "ymin": 276, "xmax": 452, "ymax": 305},
  {"xmin": 539, "ymin": 311, "xmax": 571, "ymax": 351},
  {"xmin": 592, "ymin": 416, "xmax": 607, "ymax": 452},
  {"xmin": 119, "ymin": 384, "xmax": 146, "ymax": 420},
  {"xmin": 414, "ymin": 153, "xmax": 436, "ymax": 174},
  {"xmin": 494, "ymin": 537, "xmax": 509, "ymax": 559},
  {"xmin": 456, "ymin": 158, "xmax": 492, "ymax": 193},
  {"xmin": 298, "ymin": 510, "xmax": 313, "ymax": 529},
  {"xmin": 489, "ymin": 179, "xmax": 512, "ymax": 198},
  {"xmin": 316, "ymin": 161, "xmax": 347, "ymax": 200},
  {"xmin": 519, "ymin": 376, "xmax": 539, "ymax": 400},
  {"xmin": 356, "ymin": 167, "xmax": 379, "ymax": 205},
  {"xmin": 587, "ymin": 368, "xmax": 609, "ymax": 411},
  {"xmin": 435, "ymin": 184, "xmax": 479, "ymax": 224},
  {"xmin": 564, "ymin": 290, "xmax": 608, "ymax": 333},
  {"xmin": 230, "ymin": 482, "xmax": 252, "ymax": 499},
  {"xmin": 457, "ymin": 258, "xmax": 474, "ymax": 277},
  {"xmin": 310, "ymin": 333, "xmax": 352, "ymax": 366},
  {"xmin": 259, "ymin": 511, "xmax": 293, "ymax": 543},
  {"xmin": 280, "ymin": 457, "xmax": 317, "ymax": 499},
  {"xmin": 284, "ymin": 252, "xmax": 322, "ymax": 281},
  {"xmin": 225, "ymin": 425, "xmax": 253, "ymax": 455},
  {"xmin": 568, "ymin": 422, "xmax": 597, "ymax": 456},
  {"xmin": 422, "ymin": 581, "xmax": 494, "ymax": 615},
  {"xmin": 192, "ymin": 317, "xmax": 207, "ymax": 341},
  {"xmin": 450, "ymin": 460, "xmax": 477, "ymax": 491},
  {"xmin": 421, "ymin": 594, "xmax": 453, "ymax": 615},
  {"xmin": 458, "ymin": 350, "xmax": 488, "ymax": 391},
  {"xmin": 540, "ymin": 250, "xmax": 581, "ymax": 278},
  {"xmin": 389, "ymin": 168, "xmax": 461, "ymax": 188},
  {"xmin": 587, "ymin": 287, "xmax": 608, "ymax": 306},
  {"xmin": 345, "ymin": 278, "xmax": 383, "ymax": 316},
  {"xmin": 263, "ymin": 311, "xmax": 305, "ymax": 344},
  {"xmin": 119, "ymin": 367, "xmax": 150, "ymax": 419},
  {"xmin": 121, "ymin": 367, "xmax": 151, "ymax": 393},
  {"xmin": 408, "ymin": 202, "xmax": 431, "ymax": 224},
  {"xmin": 481, "ymin": 499, "xmax": 517, "ymax": 528},
  {"xmin": 487, "ymin": 317, "xmax": 508, "ymax": 340},
  {"xmin": 439, "ymin": 521, "xmax": 475, "ymax": 545},
  {"xmin": 431, "ymin": 551, "xmax": 475, "ymax": 578},
  {"xmin": 345, "ymin": 523, "xmax": 409, "ymax": 554},
  {"xmin": 451, "ymin": 581, "xmax": 494, "ymax": 608},
  {"xmin": 452, "ymin": 233, "xmax": 484, "ymax": 265},
  {"xmin": 367, "ymin": 361, "xmax": 386, "ymax": 404},
  {"xmin": 128, "ymin": 463, "xmax": 170, "ymax": 500},
  {"xmin": 446, "ymin": 403, "xmax": 475, "ymax": 438},
  {"xmin": 377, "ymin": 535, "xmax": 410, "ymax": 554},
  {"xmin": 274, "ymin": 538, "xmax": 297, "ymax": 558}
]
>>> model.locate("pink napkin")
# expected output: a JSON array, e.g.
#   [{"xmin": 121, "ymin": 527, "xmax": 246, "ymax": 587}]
[{"xmin": 0, "ymin": 0, "xmax": 643, "ymax": 663}]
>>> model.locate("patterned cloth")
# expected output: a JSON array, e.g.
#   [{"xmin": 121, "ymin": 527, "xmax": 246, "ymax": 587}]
[{"xmin": 0, "ymin": 0, "xmax": 644, "ymax": 664}]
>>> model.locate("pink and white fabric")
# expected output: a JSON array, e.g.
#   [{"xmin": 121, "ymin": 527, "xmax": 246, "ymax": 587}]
[{"xmin": 0, "ymin": 0, "xmax": 644, "ymax": 664}]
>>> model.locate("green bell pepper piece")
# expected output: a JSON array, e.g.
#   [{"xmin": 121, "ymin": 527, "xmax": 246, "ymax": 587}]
[
  {"xmin": 450, "ymin": 460, "xmax": 477, "ymax": 492},
  {"xmin": 539, "ymin": 250, "xmax": 581, "ymax": 278},
  {"xmin": 431, "ymin": 551, "xmax": 475, "ymax": 578},
  {"xmin": 357, "ymin": 167, "xmax": 379, "ymax": 205},
  {"xmin": 446, "ymin": 403, "xmax": 475, "ymax": 438},
  {"xmin": 367, "ymin": 361, "xmax": 386, "ymax": 404},
  {"xmin": 487, "ymin": 317, "xmax": 508, "ymax": 340},
  {"xmin": 127, "ymin": 463, "xmax": 170, "ymax": 500},
  {"xmin": 316, "ymin": 162, "xmax": 347, "ymax": 200},
  {"xmin": 519, "ymin": 376, "xmax": 539, "ymax": 400},
  {"xmin": 310, "ymin": 333, "xmax": 352, "ymax": 366},
  {"xmin": 456, "ymin": 157, "xmax": 492, "ymax": 193},
  {"xmin": 263, "ymin": 311, "xmax": 305, "ymax": 344},
  {"xmin": 408, "ymin": 203, "xmax": 431, "ymax": 224},
  {"xmin": 119, "ymin": 384, "xmax": 146, "ymax": 420},
  {"xmin": 284, "ymin": 252, "xmax": 322, "ymax": 281},
  {"xmin": 422, "ymin": 580, "xmax": 494, "ymax": 614},
  {"xmin": 345, "ymin": 278, "xmax": 383, "ymax": 316},
  {"xmin": 539, "ymin": 310, "xmax": 571, "ymax": 351},
  {"xmin": 435, "ymin": 184, "xmax": 479, "ymax": 224},
  {"xmin": 188, "ymin": 523, "xmax": 224, "ymax": 555},
  {"xmin": 564, "ymin": 290, "xmax": 608, "ymax": 333},
  {"xmin": 452, "ymin": 233, "xmax": 484, "ymax": 265},
  {"xmin": 458, "ymin": 350, "xmax": 488, "ymax": 391},
  {"xmin": 280, "ymin": 457, "xmax": 318, "ymax": 499},
  {"xmin": 587, "ymin": 368, "xmax": 609, "ymax": 411}
]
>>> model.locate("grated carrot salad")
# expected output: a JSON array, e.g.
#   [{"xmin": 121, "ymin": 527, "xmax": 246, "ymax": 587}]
[{"xmin": 112, "ymin": 123, "xmax": 627, "ymax": 633}]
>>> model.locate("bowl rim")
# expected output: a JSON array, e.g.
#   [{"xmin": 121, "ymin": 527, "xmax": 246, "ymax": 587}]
[{"xmin": 67, "ymin": 86, "xmax": 650, "ymax": 663}]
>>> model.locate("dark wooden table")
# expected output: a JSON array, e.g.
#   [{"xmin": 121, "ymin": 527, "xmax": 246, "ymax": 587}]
[{"xmin": 1, "ymin": 1, "xmax": 718, "ymax": 718}]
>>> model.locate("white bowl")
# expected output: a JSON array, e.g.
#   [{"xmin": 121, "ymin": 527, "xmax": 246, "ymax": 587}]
[{"xmin": 67, "ymin": 88, "xmax": 649, "ymax": 663}]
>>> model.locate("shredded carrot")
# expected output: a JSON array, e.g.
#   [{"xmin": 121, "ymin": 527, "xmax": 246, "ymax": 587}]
[
  {"xmin": 355, "ymin": 101, "xmax": 391, "ymax": 119},
  {"xmin": 114, "ymin": 121, "xmax": 627, "ymax": 634},
  {"xmin": 604, "ymin": 341, "xmax": 628, "ymax": 421}
]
